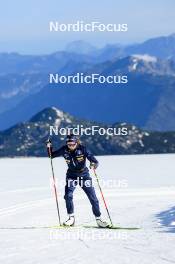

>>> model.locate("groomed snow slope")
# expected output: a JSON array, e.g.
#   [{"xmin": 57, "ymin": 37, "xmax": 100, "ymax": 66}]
[{"xmin": 0, "ymin": 154, "xmax": 175, "ymax": 264}]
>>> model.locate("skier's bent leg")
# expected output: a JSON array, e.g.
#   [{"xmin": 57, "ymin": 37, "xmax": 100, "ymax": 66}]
[
  {"xmin": 81, "ymin": 178, "xmax": 101, "ymax": 217},
  {"xmin": 64, "ymin": 179, "xmax": 77, "ymax": 215}
]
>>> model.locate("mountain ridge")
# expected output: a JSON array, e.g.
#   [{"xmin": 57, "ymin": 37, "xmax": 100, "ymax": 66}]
[{"xmin": 0, "ymin": 107, "xmax": 174, "ymax": 157}]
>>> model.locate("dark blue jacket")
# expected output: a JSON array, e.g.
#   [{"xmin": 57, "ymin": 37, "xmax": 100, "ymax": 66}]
[{"xmin": 51, "ymin": 144, "xmax": 98, "ymax": 177}]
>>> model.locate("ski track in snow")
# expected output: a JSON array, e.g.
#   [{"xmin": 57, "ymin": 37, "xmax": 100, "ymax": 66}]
[
  {"xmin": 0, "ymin": 155, "xmax": 175, "ymax": 264},
  {"xmin": 0, "ymin": 198, "xmax": 52, "ymax": 218}
]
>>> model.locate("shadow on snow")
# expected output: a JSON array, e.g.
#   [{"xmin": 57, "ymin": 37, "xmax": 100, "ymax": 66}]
[{"xmin": 156, "ymin": 206, "xmax": 175, "ymax": 233}]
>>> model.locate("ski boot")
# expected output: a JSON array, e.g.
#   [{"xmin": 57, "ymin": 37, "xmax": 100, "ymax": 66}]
[
  {"xmin": 96, "ymin": 217, "xmax": 109, "ymax": 228},
  {"xmin": 63, "ymin": 214, "xmax": 75, "ymax": 227}
]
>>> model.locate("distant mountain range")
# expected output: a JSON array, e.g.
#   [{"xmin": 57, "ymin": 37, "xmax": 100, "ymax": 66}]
[
  {"xmin": 65, "ymin": 33, "xmax": 175, "ymax": 61},
  {"xmin": 0, "ymin": 107, "xmax": 174, "ymax": 157},
  {"xmin": 0, "ymin": 33, "xmax": 175, "ymax": 131},
  {"xmin": 0, "ymin": 54, "xmax": 175, "ymax": 131},
  {"xmin": 0, "ymin": 51, "xmax": 95, "ymax": 113}
]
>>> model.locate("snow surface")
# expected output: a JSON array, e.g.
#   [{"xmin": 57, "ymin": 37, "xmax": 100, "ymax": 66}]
[
  {"xmin": 0, "ymin": 154, "xmax": 175, "ymax": 264},
  {"xmin": 132, "ymin": 54, "xmax": 157, "ymax": 63},
  {"xmin": 51, "ymin": 107, "xmax": 72, "ymax": 125}
]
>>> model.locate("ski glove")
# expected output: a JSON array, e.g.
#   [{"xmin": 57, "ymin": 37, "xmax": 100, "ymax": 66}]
[
  {"xmin": 46, "ymin": 139, "xmax": 52, "ymax": 148},
  {"xmin": 90, "ymin": 162, "xmax": 98, "ymax": 170},
  {"xmin": 46, "ymin": 139, "xmax": 52, "ymax": 157}
]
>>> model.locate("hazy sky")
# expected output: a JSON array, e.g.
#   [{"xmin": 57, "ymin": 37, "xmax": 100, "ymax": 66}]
[{"xmin": 0, "ymin": 0, "xmax": 175, "ymax": 54}]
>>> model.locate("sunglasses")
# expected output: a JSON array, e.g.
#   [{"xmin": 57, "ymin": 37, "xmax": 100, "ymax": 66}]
[{"xmin": 67, "ymin": 142, "xmax": 77, "ymax": 147}]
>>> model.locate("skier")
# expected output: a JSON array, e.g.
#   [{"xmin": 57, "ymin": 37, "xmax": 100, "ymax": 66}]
[{"xmin": 46, "ymin": 134, "xmax": 109, "ymax": 228}]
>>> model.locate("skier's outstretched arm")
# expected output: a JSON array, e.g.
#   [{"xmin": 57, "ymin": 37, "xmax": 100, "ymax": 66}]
[
  {"xmin": 51, "ymin": 148, "xmax": 64, "ymax": 158},
  {"xmin": 85, "ymin": 147, "xmax": 99, "ymax": 169},
  {"xmin": 46, "ymin": 139, "xmax": 64, "ymax": 158}
]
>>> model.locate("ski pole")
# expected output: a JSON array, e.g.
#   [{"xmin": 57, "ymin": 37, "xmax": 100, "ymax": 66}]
[
  {"xmin": 93, "ymin": 168, "xmax": 113, "ymax": 226},
  {"xmin": 48, "ymin": 145, "xmax": 61, "ymax": 226}
]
